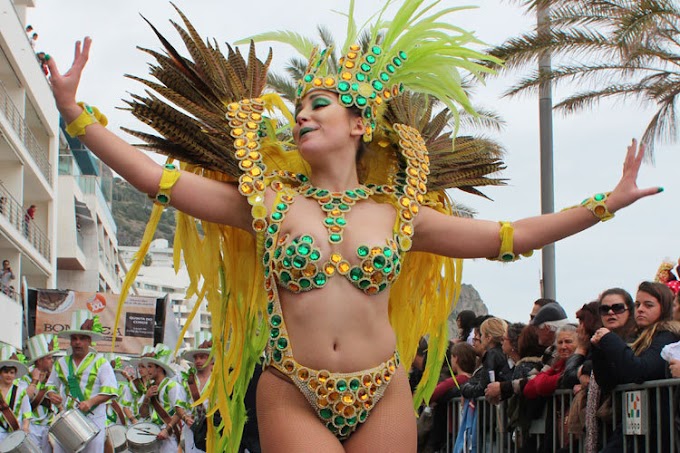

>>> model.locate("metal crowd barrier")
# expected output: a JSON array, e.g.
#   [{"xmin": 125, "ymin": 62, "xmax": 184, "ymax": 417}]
[{"xmin": 443, "ymin": 378, "xmax": 680, "ymax": 453}]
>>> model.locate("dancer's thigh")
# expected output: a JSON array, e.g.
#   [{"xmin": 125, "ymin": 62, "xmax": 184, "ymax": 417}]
[
  {"xmin": 257, "ymin": 369, "xmax": 344, "ymax": 453},
  {"xmin": 343, "ymin": 367, "xmax": 416, "ymax": 453}
]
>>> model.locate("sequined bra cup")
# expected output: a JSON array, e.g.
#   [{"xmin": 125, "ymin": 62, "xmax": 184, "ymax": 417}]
[{"xmin": 264, "ymin": 183, "xmax": 404, "ymax": 295}]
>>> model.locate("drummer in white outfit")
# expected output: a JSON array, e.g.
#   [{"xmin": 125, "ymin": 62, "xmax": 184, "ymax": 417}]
[
  {"xmin": 45, "ymin": 310, "xmax": 117, "ymax": 453},
  {"xmin": 23, "ymin": 333, "xmax": 60, "ymax": 452},
  {"xmin": 180, "ymin": 332, "xmax": 213, "ymax": 453},
  {"xmin": 0, "ymin": 344, "xmax": 32, "ymax": 443},
  {"xmin": 138, "ymin": 344, "xmax": 187, "ymax": 453}
]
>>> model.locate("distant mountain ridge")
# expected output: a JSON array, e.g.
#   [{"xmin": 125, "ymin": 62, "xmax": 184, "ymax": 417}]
[{"xmin": 112, "ymin": 177, "xmax": 176, "ymax": 247}]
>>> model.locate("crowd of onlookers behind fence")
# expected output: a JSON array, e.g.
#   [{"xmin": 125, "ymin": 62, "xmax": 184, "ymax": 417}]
[{"xmin": 411, "ymin": 267, "xmax": 680, "ymax": 453}]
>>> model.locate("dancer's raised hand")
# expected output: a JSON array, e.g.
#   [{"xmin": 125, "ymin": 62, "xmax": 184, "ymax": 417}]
[
  {"xmin": 45, "ymin": 37, "xmax": 92, "ymax": 113},
  {"xmin": 606, "ymin": 139, "xmax": 663, "ymax": 213}
]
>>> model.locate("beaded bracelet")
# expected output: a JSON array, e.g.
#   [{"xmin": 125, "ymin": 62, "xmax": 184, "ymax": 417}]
[
  {"xmin": 154, "ymin": 163, "xmax": 181, "ymax": 205},
  {"xmin": 580, "ymin": 192, "xmax": 614, "ymax": 222},
  {"xmin": 488, "ymin": 221, "xmax": 534, "ymax": 262},
  {"xmin": 64, "ymin": 102, "xmax": 109, "ymax": 138}
]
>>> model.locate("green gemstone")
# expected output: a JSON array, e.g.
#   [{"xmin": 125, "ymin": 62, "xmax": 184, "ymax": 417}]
[
  {"xmin": 306, "ymin": 188, "xmax": 316, "ymax": 196},
  {"xmin": 383, "ymin": 264, "xmax": 392, "ymax": 274},
  {"xmin": 350, "ymin": 268, "xmax": 363, "ymax": 281},
  {"xmin": 273, "ymin": 350, "xmax": 282, "ymax": 362},
  {"xmin": 304, "ymin": 74, "xmax": 313, "ymax": 82},
  {"xmin": 316, "ymin": 189, "xmax": 328, "ymax": 197},
  {"xmin": 393, "ymin": 57, "xmax": 402, "ymax": 67},
  {"xmin": 346, "ymin": 190, "xmax": 357, "ymax": 198},
  {"xmin": 269, "ymin": 339, "xmax": 275, "ymax": 348},
  {"xmin": 300, "ymin": 278, "xmax": 311, "ymax": 289},
  {"xmin": 336, "ymin": 218, "xmax": 347, "ymax": 226},
  {"xmin": 396, "ymin": 263, "xmax": 401, "ymax": 273},
  {"xmin": 320, "ymin": 408, "xmax": 333, "ymax": 420},
  {"xmin": 359, "ymin": 279, "xmax": 370, "ymax": 289},
  {"xmin": 285, "ymin": 246, "xmax": 295, "ymax": 256},
  {"xmin": 301, "ymin": 235, "xmax": 313, "ymax": 244},
  {"xmin": 310, "ymin": 250, "xmax": 321, "ymax": 261},
  {"xmin": 360, "ymin": 63, "xmax": 371, "ymax": 72},
  {"xmin": 399, "ymin": 50, "xmax": 407, "ymax": 60},
  {"xmin": 380, "ymin": 72, "xmax": 389, "ymax": 82},
  {"xmin": 293, "ymin": 256, "xmax": 307, "ymax": 269},
  {"xmin": 298, "ymin": 243, "xmax": 311, "ymax": 256},
  {"xmin": 386, "ymin": 64, "xmax": 396, "ymax": 73},
  {"xmin": 340, "ymin": 94, "xmax": 353, "ymax": 105},
  {"xmin": 372, "ymin": 80, "xmax": 384, "ymax": 91},
  {"xmin": 594, "ymin": 193, "xmax": 606, "ymax": 201},
  {"xmin": 280, "ymin": 271, "xmax": 291, "ymax": 283},
  {"xmin": 373, "ymin": 255, "xmax": 386, "ymax": 269},
  {"xmin": 270, "ymin": 327, "xmax": 279, "ymax": 338},
  {"xmin": 265, "ymin": 238, "xmax": 273, "ymax": 249},
  {"xmin": 267, "ymin": 224, "xmax": 278, "ymax": 234},
  {"xmin": 330, "ymin": 234, "xmax": 342, "ymax": 243},
  {"xmin": 356, "ymin": 188, "xmax": 366, "ymax": 197},
  {"xmin": 357, "ymin": 246, "xmax": 369, "ymax": 257},
  {"xmin": 356, "ymin": 96, "xmax": 367, "ymax": 107},
  {"xmin": 502, "ymin": 253, "xmax": 515, "ymax": 262},
  {"xmin": 349, "ymin": 379, "xmax": 360, "ymax": 391},
  {"xmin": 298, "ymin": 174, "xmax": 309, "ymax": 182},
  {"xmin": 274, "ymin": 247, "xmax": 282, "ymax": 259},
  {"xmin": 271, "ymin": 315, "xmax": 282, "ymax": 327},
  {"xmin": 338, "ymin": 81, "xmax": 350, "ymax": 92},
  {"xmin": 383, "ymin": 248, "xmax": 392, "ymax": 258},
  {"xmin": 378, "ymin": 283, "xmax": 387, "ymax": 292},
  {"xmin": 314, "ymin": 273, "xmax": 327, "ymax": 286},
  {"xmin": 324, "ymin": 218, "xmax": 335, "ymax": 226},
  {"xmin": 296, "ymin": 86, "xmax": 303, "ymax": 96},
  {"xmin": 264, "ymin": 267, "xmax": 270, "ymax": 278},
  {"xmin": 399, "ymin": 84, "xmax": 404, "ymax": 93},
  {"xmin": 359, "ymin": 411, "xmax": 368, "ymax": 421},
  {"xmin": 339, "ymin": 203, "xmax": 349, "ymax": 211},
  {"xmin": 263, "ymin": 251, "xmax": 270, "ymax": 264},
  {"xmin": 337, "ymin": 380, "xmax": 347, "ymax": 392},
  {"xmin": 350, "ymin": 82, "xmax": 359, "ymax": 91},
  {"xmin": 156, "ymin": 194, "xmax": 169, "ymax": 204},
  {"xmin": 347, "ymin": 416, "xmax": 357, "ymax": 426},
  {"xmin": 340, "ymin": 426, "xmax": 350, "ymax": 436},
  {"xmin": 323, "ymin": 203, "xmax": 335, "ymax": 210},
  {"xmin": 277, "ymin": 337, "xmax": 288, "ymax": 349},
  {"xmin": 267, "ymin": 302, "xmax": 274, "ymax": 314},
  {"xmin": 334, "ymin": 416, "xmax": 345, "ymax": 426},
  {"xmin": 355, "ymin": 73, "xmax": 366, "ymax": 82},
  {"xmin": 332, "ymin": 197, "xmax": 342, "ymax": 204},
  {"xmin": 366, "ymin": 55, "xmax": 376, "ymax": 64},
  {"xmin": 282, "ymin": 257, "xmax": 291, "ymax": 268},
  {"xmin": 372, "ymin": 46, "xmax": 382, "ymax": 55}
]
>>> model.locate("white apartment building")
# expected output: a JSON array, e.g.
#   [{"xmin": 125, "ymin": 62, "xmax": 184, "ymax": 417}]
[
  {"xmin": 119, "ymin": 238, "xmax": 211, "ymax": 347},
  {"xmin": 0, "ymin": 0, "xmax": 58, "ymax": 348}
]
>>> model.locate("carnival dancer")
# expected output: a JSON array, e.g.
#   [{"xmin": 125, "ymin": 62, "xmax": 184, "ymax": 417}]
[
  {"xmin": 180, "ymin": 332, "xmax": 213, "ymax": 453},
  {"xmin": 138, "ymin": 344, "xmax": 187, "ymax": 453},
  {"xmin": 0, "ymin": 344, "xmax": 31, "ymax": 442},
  {"xmin": 45, "ymin": 309, "xmax": 117, "ymax": 453},
  {"xmin": 23, "ymin": 333, "xmax": 60, "ymax": 451},
  {"xmin": 46, "ymin": 2, "xmax": 662, "ymax": 451}
]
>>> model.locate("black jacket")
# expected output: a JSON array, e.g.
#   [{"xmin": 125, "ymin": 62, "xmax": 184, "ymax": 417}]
[{"xmin": 460, "ymin": 345, "xmax": 511, "ymax": 399}]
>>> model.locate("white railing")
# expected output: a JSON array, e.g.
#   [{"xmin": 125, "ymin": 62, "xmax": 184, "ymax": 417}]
[{"xmin": 0, "ymin": 181, "xmax": 51, "ymax": 261}]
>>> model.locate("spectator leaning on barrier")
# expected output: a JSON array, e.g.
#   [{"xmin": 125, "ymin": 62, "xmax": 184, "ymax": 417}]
[
  {"xmin": 523, "ymin": 324, "xmax": 578, "ymax": 399},
  {"xmin": 560, "ymin": 301, "xmax": 602, "ymax": 390},
  {"xmin": 592, "ymin": 281, "xmax": 680, "ymax": 453},
  {"xmin": 0, "ymin": 259, "xmax": 15, "ymax": 295},
  {"xmin": 461, "ymin": 317, "xmax": 511, "ymax": 399}
]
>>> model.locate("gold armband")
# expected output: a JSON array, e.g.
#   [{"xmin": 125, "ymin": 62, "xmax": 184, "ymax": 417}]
[
  {"xmin": 64, "ymin": 102, "xmax": 108, "ymax": 138},
  {"xmin": 579, "ymin": 192, "xmax": 614, "ymax": 222},
  {"xmin": 154, "ymin": 163, "xmax": 181, "ymax": 205},
  {"xmin": 488, "ymin": 221, "xmax": 534, "ymax": 262}
]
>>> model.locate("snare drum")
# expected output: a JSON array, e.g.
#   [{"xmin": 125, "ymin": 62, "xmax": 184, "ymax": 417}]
[
  {"xmin": 48, "ymin": 409, "xmax": 100, "ymax": 453},
  {"xmin": 126, "ymin": 422, "xmax": 160, "ymax": 453},
  {"xmin": 0, "ymin": 431, "xmax": 41, "ymax": 453},
  {"xmin": 105, "ymin": 424, "xmax": 128, "ymax": 453}
]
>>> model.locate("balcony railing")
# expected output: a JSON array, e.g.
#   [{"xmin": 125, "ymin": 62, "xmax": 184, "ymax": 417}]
[
  {"xmin": 0, "ymin": 181, "xmax": 51, "ymax": 261},
  {"xmin": 0, "ymin": 81, "xmax": 52, "ymax": 185}
]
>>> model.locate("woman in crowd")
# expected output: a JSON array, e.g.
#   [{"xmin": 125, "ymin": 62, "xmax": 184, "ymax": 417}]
[
  {"xmin": 523, "ymin": 324, "xmax": 578, "ymax": 399},
  {"xmin": 461, "ymin": 318, "xmax": 511, "ymax": 399},
  {"xmin": 502, "ymin": 322, "xmax": 525, "ymax": 369},
  {"xmin": 592, "ymin": 281, "xmax": 680, "ymax": 452},
  {"xmin": 560, "ymin": 302, "xmax": 602, "ymax": 389},
  {"xmin": 455, "ymin": 310, "xmax": 477, "ymax": 345}
]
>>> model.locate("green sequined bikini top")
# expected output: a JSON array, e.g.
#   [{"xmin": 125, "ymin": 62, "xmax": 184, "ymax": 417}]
[{"xmin": 262, "ymin": 177, "xmax": 409, "ymax": 295}]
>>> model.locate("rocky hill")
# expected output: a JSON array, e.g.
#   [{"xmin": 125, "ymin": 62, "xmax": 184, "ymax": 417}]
[{"xmin": 111, "ymin": 177, "xmax": 177, "ymax": 247}]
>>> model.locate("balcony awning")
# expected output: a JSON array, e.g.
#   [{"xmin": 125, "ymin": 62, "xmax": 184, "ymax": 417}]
[{"xmin": 74, "ymin": 199, "xmax": 94, "ymax": 223}]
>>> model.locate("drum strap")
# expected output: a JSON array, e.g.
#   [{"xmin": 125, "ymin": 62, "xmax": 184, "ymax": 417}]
[
  {"xmin": 187, "ymin": 373, "xmax": 201, "ymax": 403},
  {"xmin": 132, "ymin": 378, "xmax": 146, "ymax": 395},
  {"xmin": 0, "ymin": 385, "xmax": 21, "ymax": 432},
  {"xmin": 150, "ymin": 396, "xmax": 180, "ymax": 443},
  {"xmin": 30, "ymin": 387, "xmax": 49, "ymax": 411},
  {"xmin": 67, "ymin": 357, "xmax": 86, "ymax": 403}
]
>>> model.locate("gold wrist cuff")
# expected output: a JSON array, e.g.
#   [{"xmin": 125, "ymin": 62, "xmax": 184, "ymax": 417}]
[
  {"xmin": 64, "ymin": 102, "xmax": 108, "ymax": 137},
  {"xmin": 580, "ymin": 192, "xmax": 614, "ymax": 222}
]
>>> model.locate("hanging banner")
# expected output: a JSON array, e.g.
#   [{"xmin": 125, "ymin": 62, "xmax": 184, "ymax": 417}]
[{"xmin": 35, "ymin": 290, "xmax": 156, "ymax": 354}]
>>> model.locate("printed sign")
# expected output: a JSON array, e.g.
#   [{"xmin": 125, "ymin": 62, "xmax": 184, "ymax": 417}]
[
  {"xmin": 35, "ymin": 290, "xmax": 157, "ymax": 354},
  {"xmin": 624, "ymin": 390, "xmax": 647, "ymax": 435}
]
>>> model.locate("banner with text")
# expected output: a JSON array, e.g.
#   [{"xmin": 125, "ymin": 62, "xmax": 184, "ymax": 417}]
[{"xmin": 35, "ymin": 290, "xmax": 156, "ymax": 354}]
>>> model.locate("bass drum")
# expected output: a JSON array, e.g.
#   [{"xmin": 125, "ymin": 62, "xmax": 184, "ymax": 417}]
[
  {"xmin": 0, "ymin": 431, "xmax": 41, "ymax": 453},
  {"xmin": 104, "ymin": 424, "xmax": 128, "ymax": 453},
  {"xmin": 48, "ymin": 409, "xmax": 99, "ymax": 453},
  {"xmin": 126, "ymin": 422, "xmax": 160, "ymax": 453}
]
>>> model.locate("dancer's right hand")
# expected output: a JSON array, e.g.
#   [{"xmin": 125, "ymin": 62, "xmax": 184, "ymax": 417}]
[{"xmin": 45, "ymin": 37, "xmax": 92, "ymax": 117}]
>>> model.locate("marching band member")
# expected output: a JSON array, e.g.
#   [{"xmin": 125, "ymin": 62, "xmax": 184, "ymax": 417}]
[
  {"xmin": 0, "ymin": 344, "xmax": 31, "ymax": 442},
  {"xmin": 23, "ymin": 334, "xmax": 59, "ymax": 451},
  {"xmin": 104, "ymin": 354, "xmax": 136, "ymax": 426},
  {"xmin": 45, "ymin": 310, "xmax": 117, "ymax": 453},
  {"xmin": 128, "ymin": 344, "xmax": 154, "ymax": 420},
  {"xmin": 138, "ymin": 344, "xmax": 187, "ymax": 453},
  {"xmin": 180, "ymin": 332, "xmax": 214, "ymax": 453}
]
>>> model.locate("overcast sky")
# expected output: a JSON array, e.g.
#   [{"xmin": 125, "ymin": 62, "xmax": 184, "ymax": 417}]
[{"xmin": 27, "ymin": 1, "xmax": 678, "ymax": 323}]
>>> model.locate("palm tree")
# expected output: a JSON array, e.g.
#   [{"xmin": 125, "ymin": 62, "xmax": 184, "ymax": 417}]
[{"xmin": 489, "ymin": 0, "xmax": 680, "ymax": 159}]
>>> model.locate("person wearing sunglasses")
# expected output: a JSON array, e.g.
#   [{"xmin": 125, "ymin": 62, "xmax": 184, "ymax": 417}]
[
  {"xmin": 597, "ymin": 288, "xmax": 638, "ymax": 343},
  {"xmin": 591, "ymin": 282, "xmax": 680, "ymax": 453}
]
